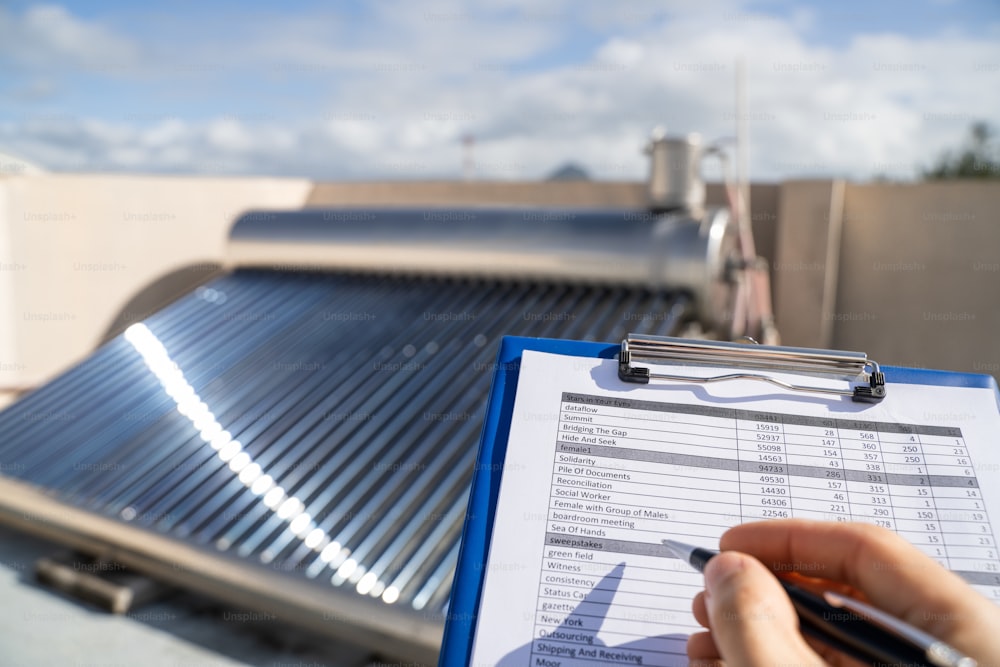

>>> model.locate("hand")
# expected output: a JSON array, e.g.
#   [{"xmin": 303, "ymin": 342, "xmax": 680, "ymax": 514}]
[{"xmin": 688, "ymin": 519, "xmax": 1000, "ymax": 667}]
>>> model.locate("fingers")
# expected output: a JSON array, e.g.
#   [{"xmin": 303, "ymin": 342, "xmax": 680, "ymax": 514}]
[
  {"xmin": 721, "ymin": 520, "xmax": 941, "ymax": 600},
  {"xmin": 721, "ymin": 520, "xmax": 973, "ymax": 617},
  {"xmin": 802, "ymin": 635, "xmax": 870, "ymax": 667},
  {"xmin": 720, "ymin": 519, "xmax": 1000, "ymax": 657},
  {"xmin": 692, "ymin": 590, "xmax": 709, "ymax": 627},
  {"xmin": 686, "ymin": 631, "xmax": 720, "ymax": 661},
  {"xmin": 699, "ymin": 550, "xmax": 822, "ymax": 667},
  {"xmin": 691, "ymin": 547, "xmax": 877, "ymax": 667},
  {"xmin": 688, "ymin": 659, "xmax": 725, "ymax": 667}
]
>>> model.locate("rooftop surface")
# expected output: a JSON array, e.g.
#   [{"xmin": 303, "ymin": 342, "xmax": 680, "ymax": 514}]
[{"xmin": 0, "ymin": 524, "xmax": 379, "ymax": 667}]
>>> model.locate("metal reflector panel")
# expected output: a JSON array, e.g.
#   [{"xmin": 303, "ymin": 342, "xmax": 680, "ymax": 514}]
[{"xmin": 0, "ymin": 269, "xmax": 689, "ymax": 660}]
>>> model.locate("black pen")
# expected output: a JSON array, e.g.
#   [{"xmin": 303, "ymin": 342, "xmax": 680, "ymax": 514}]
[{"xmin": 662, "ymin": 539, "xmax": 977, "ymax": 667}]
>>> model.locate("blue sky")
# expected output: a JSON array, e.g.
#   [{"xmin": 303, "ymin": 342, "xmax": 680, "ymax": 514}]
[
  {"xmin": 751, "ymin": 0, "xmax": 999, "ymax": 46},
  {"xmin": 1, "ymin": 0, "xmax": 998, "ymax": 181}
]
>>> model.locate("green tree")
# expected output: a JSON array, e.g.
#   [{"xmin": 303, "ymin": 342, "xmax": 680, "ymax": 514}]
[{"xmin": 923, "ymin": 121, "xmax": 1000, "ymax": 180}]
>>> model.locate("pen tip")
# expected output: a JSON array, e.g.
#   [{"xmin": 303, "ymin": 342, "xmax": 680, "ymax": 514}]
[{"xmin": 661, "ymin": 539, "xmax": 684, "ymax": 557}]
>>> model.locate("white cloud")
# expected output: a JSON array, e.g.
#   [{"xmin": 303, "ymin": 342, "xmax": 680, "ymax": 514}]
[
  {"xmin": 0, "ymin": 2, "xmax": 997, "ymax": 182},
  {"xmin": 142, "ymin": 119, "xmax": 187, "ymax": 149},
  {"xmin": 595, "ymin": 38, "xmax": 644, "ymax": 69},
  {"xmin": 0, "ymin": 4, "xmax": 138, "ymax": 70},
  {"xmin": 207, "ymin": 119, "xmax": 255, "ymax": 153}
]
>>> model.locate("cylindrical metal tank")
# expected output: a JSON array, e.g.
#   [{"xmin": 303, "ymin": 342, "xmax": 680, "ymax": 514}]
[
  {"xmin": 228, "ymin": 207, "xmax": 740, "ymax": 334},
  {"xmin": 645, "ymin": 129, "xmax": 705, "ymax": 217}
]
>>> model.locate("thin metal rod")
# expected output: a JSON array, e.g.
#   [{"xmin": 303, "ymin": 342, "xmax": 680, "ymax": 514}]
[{"xmin": 645, "ymin": 370, "xmax": 854, "ymax": 397}]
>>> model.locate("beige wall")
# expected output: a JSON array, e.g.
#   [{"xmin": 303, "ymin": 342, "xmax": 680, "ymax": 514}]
[
  {"xmin": 0, "ymin": 175, "xmax": 312, "ymax": 404},
  {"xmin": 834, "ymin": 182, "xmax": 1000, "ymax": 377},
  {"xmin": 2, "ymin": 173, "xmax": 996, "ymax": 406},
  {"xmin": 771, "ymin": 180, "xmax": 844, "ymax": 349},
  {"xmin": 771, "ymin": 179, "xmax": 1000, "ymax": 381},
  {"xmin": 307, "ymin": 180, "xmax": 647, "ymax": 208},
  {"xmin": 0, "ymin": 176, "xmax": 783, "ymax": 408}
]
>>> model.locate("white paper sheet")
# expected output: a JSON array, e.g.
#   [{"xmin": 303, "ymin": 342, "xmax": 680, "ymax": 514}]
[{"xmin": 469, "ymin": 350, "xmax": 1000, "ymax": 667}]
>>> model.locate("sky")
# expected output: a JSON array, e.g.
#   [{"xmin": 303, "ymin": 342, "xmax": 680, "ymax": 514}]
[{"xmin": 0, "ymin": 0, "xmax": 998, "ymax": 182}]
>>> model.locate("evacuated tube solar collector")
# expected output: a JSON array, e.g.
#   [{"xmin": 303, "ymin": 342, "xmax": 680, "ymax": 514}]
[{"xmin": 0, "ymin": 130, "xmax": 760, "ymax": 663}]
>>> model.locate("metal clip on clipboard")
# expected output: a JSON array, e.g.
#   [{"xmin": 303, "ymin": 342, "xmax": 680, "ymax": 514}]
[{"xmin": 618, "ymin": 334, "xmax": 886, "ymax": 403}]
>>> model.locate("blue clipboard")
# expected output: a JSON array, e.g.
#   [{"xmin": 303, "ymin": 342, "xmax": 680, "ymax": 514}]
[{"xmin": 438, "ymin": 335, "xmax": 999, "ymax": 667}]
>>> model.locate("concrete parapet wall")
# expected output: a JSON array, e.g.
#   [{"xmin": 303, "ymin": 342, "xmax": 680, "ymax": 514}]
[
  {"xmin": 1, "ymin": 173, "xmax": 996, "ymax": 405},
  {"xmin": 0, "ymin": 175, "xmax": 312, "ymax": 402}
]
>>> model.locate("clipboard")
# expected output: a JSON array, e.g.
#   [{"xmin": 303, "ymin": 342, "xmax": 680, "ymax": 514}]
[{"xmin": 440, "ymin": 334, "xmax": 1000, "ymax": 667}]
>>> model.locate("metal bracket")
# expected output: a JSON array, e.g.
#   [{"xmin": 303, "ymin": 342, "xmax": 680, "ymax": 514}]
[
  {"xmin": 618, "ymin": 334, "xmax": 885, "ymax": 402},
  {"xmin": 34, "ymin": 551, "xmax": 172, "ymax": 614}
]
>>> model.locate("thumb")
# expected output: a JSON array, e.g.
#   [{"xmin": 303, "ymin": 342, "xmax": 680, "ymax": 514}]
[{"xmin": 704, "ymin": 551, "xmax": 822, "ymax": 667}]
